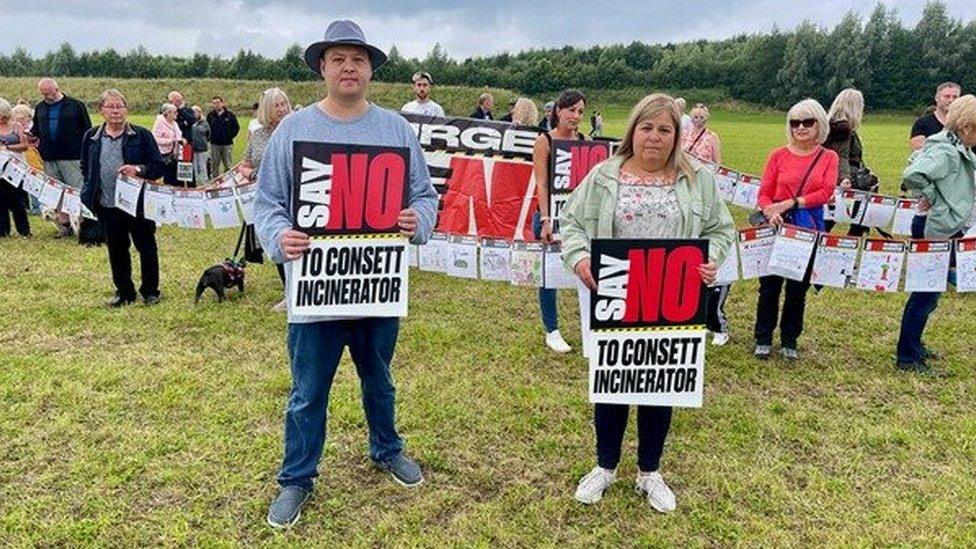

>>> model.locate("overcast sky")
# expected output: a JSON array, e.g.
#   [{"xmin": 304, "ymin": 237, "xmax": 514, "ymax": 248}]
[{"xmin": 0, "ymin": 1, "xmax": 972, "ymax": 60}]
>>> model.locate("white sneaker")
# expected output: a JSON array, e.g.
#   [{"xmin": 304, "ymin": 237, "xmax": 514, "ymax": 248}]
[
  {"xmin": 271, "ymin": 298, "xmax": 287, "ymax": 312},
  {"xmin": 575, "ymin": 466, "xmax": 617, "ymax": 504},
  {"xmin": 635, "ymin": 471, "xmax": 676, "ymax": 513},
  {"xmin": 545, "ymin": 330, "xmax": 572, "ymax": 353},
  {"xmin": 711, "ymin": 332, "xmax": 730, "ymax": 346}
]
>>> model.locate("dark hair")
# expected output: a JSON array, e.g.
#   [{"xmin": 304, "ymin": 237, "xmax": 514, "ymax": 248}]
[
  {"xmin": 549, "ymin": 89, "xmax": 586, "ymax": 130},
  {"xmin": 212, "ymin": 96, "xmax": 223, "ymax": 101}
]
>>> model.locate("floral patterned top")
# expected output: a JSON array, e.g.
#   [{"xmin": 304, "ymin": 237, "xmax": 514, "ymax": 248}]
[
  {"xmin": 613, "ymin": 169, "xmax": 682, "ymax": 239},
  {"xmin": 682, "ymin": 127, "xmax": 720, "ymax": 164}
]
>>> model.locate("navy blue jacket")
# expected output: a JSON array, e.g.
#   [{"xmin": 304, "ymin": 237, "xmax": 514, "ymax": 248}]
[
  {"xmin": 32, "ymin": 95, "xmax": 92, "ymax": 161},
  {"xmin": 80, "ymin": 123, "xmax": 165, "ymax": 214}
]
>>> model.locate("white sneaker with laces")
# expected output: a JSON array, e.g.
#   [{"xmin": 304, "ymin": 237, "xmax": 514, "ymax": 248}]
[
  {"xmin": 545, "ymin": 330, "xmax": 572, "ymax": 353},
  {"xmin": 574, "ymin": 466, "xmax": 616, "ymax": 504},
  {"xmin": 711, "ymin": 332, "xmax": 730, "ymax": 346},
  {"xmin": 635, "ymin": 471, "xmax": 676, "ymax": 513}
]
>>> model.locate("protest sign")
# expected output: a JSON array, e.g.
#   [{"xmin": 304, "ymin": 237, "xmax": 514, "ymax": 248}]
[
  {"xmin": 904, "ymin": 240, "xmax": 951, "ymax": 293},
  {"xmin": 856, "ymin": 239, "xmax": 906, "ymax": 292},
  {"xmin": 204, "ymin": 187, "xmax": 241, "ymax": 229},
  {"xmin": 479, "ymin": 238, "xmax": 512, "ymax": 281},
  {"xmin": 766, "ymin": 225, "xmax": 816, "ymax": 281},
  {"xmin": 811, "ymin": 234, "xmax": 859, "ymax": 288},
  {"xmin": 510, "ymin": 241, "xmax": 544, "ymax": 286},
  {"xmin": 955, "ymin": 238, "xmax": 976, "ymax": 292},
  {"xmin": 890, "ymin": 199, "xmax": 918, "ymax": 235},
  {"xmin": 549, "ymin": 139, "xmax": 609, "ymax": 232},
  {"xmin": 114, "ymin": 175, "xmax": 143, "ymax": 217},
  {"xmin": 447, "ymin": 235, "xmax": 479, "ymax": 279},
  {"xmin": 738, "ymin": 226, "xmax": 776, "ymax": 279}
]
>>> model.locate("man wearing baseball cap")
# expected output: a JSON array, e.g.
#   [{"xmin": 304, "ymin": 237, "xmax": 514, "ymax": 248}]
[{"xmin": 253, "ymin": 19, "xmax": 438, "ymax": 529}]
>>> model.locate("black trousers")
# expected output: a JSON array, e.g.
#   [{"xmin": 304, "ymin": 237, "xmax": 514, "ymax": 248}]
[
  {"xmin": 706, "ymin": 284, "xmax": 731, "ymax": 334},
  {"xmin": 0, "ymin": 182, "xmax": 31, "ymax": 236},
  {"xmin": 98, "ymin": 207, "xmax": 160, "ymax": 299},
  {"xmin": 595, "ymin": 404, "xmax": 673, "ymax": 472},
  {"xmin": 754, "ymin": 275, "xmax": 811, "ymax": 348},
  {"xmin": 162, "ymin": 160, "xmax": 179, "ymax": 185}
]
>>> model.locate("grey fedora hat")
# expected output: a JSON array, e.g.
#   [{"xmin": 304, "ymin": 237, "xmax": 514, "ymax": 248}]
[{"xmin": 303, "ymin": 20, "xmax": 388, "ymax": 74}]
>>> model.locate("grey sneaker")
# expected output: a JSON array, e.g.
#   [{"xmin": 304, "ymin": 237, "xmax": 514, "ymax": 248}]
[
  {"xmin": 376, "ymin": 453, "xmax": 424, "ymax": 487},
  {"xmin": 267, "ymin": 485, "xmax": 312, "ymax": 529},
  {"xmin": 754, "ymin": 344, "xmax": 772, "ymax": 360},
  {"xmin": 781, "ymin": 347, "xmax": 799, "ymax": 360}
]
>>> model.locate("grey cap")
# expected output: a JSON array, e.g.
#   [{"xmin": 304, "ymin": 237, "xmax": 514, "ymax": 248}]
[{"xmin": 303, "ymin": 20, "xmax": 388, "ymax": 75}]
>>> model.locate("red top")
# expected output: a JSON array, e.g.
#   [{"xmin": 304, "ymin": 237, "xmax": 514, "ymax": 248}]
[{"xmin": 758, "ymin": 146, "xmax": 839, "ymax": 209}]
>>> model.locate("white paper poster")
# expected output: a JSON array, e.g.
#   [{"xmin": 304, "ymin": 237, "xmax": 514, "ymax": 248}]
[
  {"xmin": 59, "ymin": 186, "xmax": 81, "ymax": 218},
  {"xmin": 418, "ymin": 232, "xmax": 449, "ymax": 272},
  {"xmin": 233, "ymin": 182, "xmax": 257, "ymax": 224},
  {"xmin": 860, "ymin": 194, "xmax": 897, "ymax": 228},
  {"xmin": 510, "ymin": 241, "xmax": 544, "ymax": 287},
  {"xmin": 891, "ymin": 199, "xmax": 918, "ymax": 236},
  {"xmin": 954, "ymin": 238, "xmax": 976, "ymax": 292},
  {"xmin": 143, "ymin": 184, "xmax": 177, "ymax": 225},
  {"xmin": 113, "ymin": 176, "xmax": 143, "ymax": 217},
  {"xmin": 835, "ymin": 190, "xmax": 867, "ymax": 225},
  {"xmin": 479, "ymin": 238, "xmax": 512, "ymax": 282},
  {"xmin": 21, "ymin": 171, "xmax": 44, "ymax": 198},
  {"xmin": 904, "ymin": 240, "xmax": 951, "ymax": 293},
  {"xmin": 543, "ymin": 244, "xmax": 577, "ymax": 289},
  {"xmin": 174, "ymin": 189, "xmax": 207, "ymax": 229},
  {"xmin": 810, "ymin": 234, "xmax": 859, "ymax": 289},
  {"xmin": 177, "ymin": 161, "xmax": 194, "ymax": 183},
  {"xmin": 713, "ymin": 167, "xmax": 739, "ymax": 202},
  {"xmin": 204, "ymin": 187, "xmax": 241, "ymax": 229},
  {"xmin": 713, "ymin": 239, "xmax": 739, "ymax": 286},
  {"xmin": 738, "ymin": 226, "xmax": 776, "ymax": 279},
  {"xmin": 2, "ymin": 158, "xmax": 28, "ymax": 188},
  {"xmin": 766, "ymin": 225, "xmax": 817, "ymax": 281},
  {"xmin": 446, "ymin": 235, "xmax": 479, "ymax": 279},
  {"xmin": 38, "ymin": 177, "xmax": 64, "ymax": 210},
  {"xmin": 731, "ymin": 174, "xmax": 760, "ymax": 209},
  {"xmin": 407, "ymin": 244, "xmax": 419, "ymax": 268},
  {"xmin": 855, "ymin": 239, "xmax": 906, "ymax": 292}
]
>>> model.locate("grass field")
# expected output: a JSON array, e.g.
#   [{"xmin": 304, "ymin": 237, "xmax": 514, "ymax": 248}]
[{"xmin": 3, "ymin": 101, "xmax": 976, "ymax": 546}]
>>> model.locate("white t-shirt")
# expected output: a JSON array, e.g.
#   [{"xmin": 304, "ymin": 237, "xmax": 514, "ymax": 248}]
[
  {"xmin": 401, "ymin": 99, "xmax": 445, "ymax": 118},
  {"xmin": 248, "ymin": 118, "xmax": 261, "ymax": 134}
]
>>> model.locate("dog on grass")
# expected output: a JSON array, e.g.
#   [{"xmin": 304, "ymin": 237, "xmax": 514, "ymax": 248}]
[
  {"xmin": 41, "ymin": 207, "xmax": 104, "ymax": 246},
  {"xmin": 194, "ymin": 259, "xmax": 246, "ymax": 303}
]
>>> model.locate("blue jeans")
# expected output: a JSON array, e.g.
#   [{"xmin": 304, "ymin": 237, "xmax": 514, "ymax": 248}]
[
  {"xmin": 896, "ymin": 215, "xmax": 955, "ymax": 363},
  {"xmin": 533, "ymin": 211, "xmax": 558, "ymax": 333},
  {"xmin": 278, "ymin": 318, "xmax": 404, "ymax": 490}
]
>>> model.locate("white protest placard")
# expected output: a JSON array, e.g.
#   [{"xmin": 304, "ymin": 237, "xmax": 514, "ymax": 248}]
[
  {"xmin": 954, "ymin": 238, "xmax": 976, "ymax": 292},
  {"xmin": 21, "ymin": 171, "xmax": 44, "ymax": 198},
  {"xmin": 731, "ymin": 173, "xmax": 760, "ymax": 209},
  {"xmin": 143, "ymin": 184, "xmax": 177, "ymax": 225},
  {"xmin": 738, "ymin": 226, "xmax": 776, "ymax": 279},
  {"xmin": 479, "ymin": 238, "xmax": 512, "ymax": 282},
  {"xmin": 510, "ymin": 241, "xmax": 544, "ymax": 286},
  {"xmin": 38, "ymin": 177, "xmax": 64, "ymax": 211},
  {"xmin": 834, "ymin": 190, "xmax": 867, "ymax": 225},
  {"xmin": 713, "ymin": 238, "xmax": 739, "ymax": 286},
  {"xmin": 549, "ymin": 140, "xmax": 610, "ymax": 233},
  {"xmin": 406, "ymin": 244, "xmax": 419, "ymax": 268},
  {"xmin": 113, "ymin": 175, "xmax": 143, "ymax": 217},
  {"xmin": 233, "ymin": 182, "xmax": 257, "ymax": 224},
  {"xmin": 713, "ymin": 167, "xmax": 739, "ymax": 202},
  {"xmin": 904, "ymin": 240, "xmax": 951, "ymax": 293},
  {"xmin": 418, "ymin": 232, "xmax": 449, "ymax": 272},
  {"xmin": 891, "ymin": 199, "xmax": 918, "ymax": 236},
  {"xmin": 59, "ymin": 186, "xmax": 81, "ymax": 218},
  {"xmin": 446, "ymin": 235, "xmax": 479, "ymax": 279},
  {"xmin": 810, "ymin": 234, "xmax": 859, "ymax": 289},
  {"xmin": 543, "ymin": 244, "xmax": 577, "ymax": 289},
  {"xmin": 860, "ymin": 194, "xmax": 897, "ymax": 228},
  {"xmin": 204, "ymin": 187, "xmax": 241, "ymax": 229},
  {"xmin": 855, "ymin": 239, "xmax": 906, "ymax": 292},
  {"xmin": 173, "ymin": 188, "xmax": 207, "ymax": 229},
  {"xmin": 2, "ymin": 158, "xmax": 28, "ymax": 188},
  {"xmin": 766, "ymin": 225, "xmax": 816, "ymax": 281}
]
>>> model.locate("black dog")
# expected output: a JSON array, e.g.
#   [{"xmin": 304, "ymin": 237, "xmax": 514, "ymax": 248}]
[
  {"xmin": 194, "ymin": 259, "xmax": 246, "ymax": 303},
  {"xmin": 78, "ymin": 217, "xmax": 105, "ymax": 247}
]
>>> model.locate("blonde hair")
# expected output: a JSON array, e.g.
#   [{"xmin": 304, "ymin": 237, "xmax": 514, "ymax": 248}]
[
  {"xmin": 674, "ymin": 97, "xmax": 687, "ymax": 111},
  {"xmin": 616, "ymin": 93, "xmax": 695, "ymax": 182},
  {"xmin": 477, "ymin": 92, "xmax": 493, "ymax": 108},
  {"xmin": 98, "ymin": 89, "xmax": 127, "ymax": 109},
  {"xmin": 945, "ymin": 94, "xmax": 976, "ymax": 133},
  {"xmin": 510, "ymin": 98, "xmax": 538, "ymax": 126},
  {"xmin": 256, "ymin": 87, "xmax": 292, "ymax": 127},
  {"xmin": 827, "ymin": 88, "xmax": 864, "ymax": 130},
  {"xmin": 11, "ymin": 104, "xmax": 32, "ymax": 123},
  {"xmin": 786, "ymin": 99, "xmax": 829, "ymax": 144},
  {"xmin": 689, "ymin": 103, "xmax": 710, "ymax": 121},
  {"xmin": 0, "ymin": 98, "xmax": 11, "ymax": 120}
]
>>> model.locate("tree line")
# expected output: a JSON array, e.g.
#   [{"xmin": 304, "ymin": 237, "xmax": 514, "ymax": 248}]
[{"xmin": 1, "ymin": 2, "xmax": 971, "ymax": 111}]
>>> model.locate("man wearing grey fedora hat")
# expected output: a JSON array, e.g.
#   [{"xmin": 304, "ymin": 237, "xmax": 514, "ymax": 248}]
[{"xmin": 253, "ymin": 19, "xmax": 439, "ymax": 529}]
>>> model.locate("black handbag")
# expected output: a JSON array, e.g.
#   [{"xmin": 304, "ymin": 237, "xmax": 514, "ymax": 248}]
[
  {"xmin": 243, "ymin": 224, "xmax": 265, "ymax": 264},
  {"xmin": 850, "ymin": 166, "xmax": 879, "ymax": 192}
]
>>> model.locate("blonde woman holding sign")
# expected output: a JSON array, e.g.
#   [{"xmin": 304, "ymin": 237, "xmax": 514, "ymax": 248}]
[{"xmin": 560, "ymin": 93, "xmax": 734, "ymax": 512}]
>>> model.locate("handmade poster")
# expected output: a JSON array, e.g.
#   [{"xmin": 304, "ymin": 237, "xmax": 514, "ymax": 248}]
[
  {"xmin": 954, "ymin": 238, "xmax": 976, "ymax": 292},
  {"xmin": 38, "ymin": 177, "xmax": 64, "ymax": 211},
  {"xmin": 855, "ymin": 239, "xmax": 906, "ymax": 292},
  {"xmin": 510, "ymin": 241, "xmax": 544, "ymax": 287},
  {"xmin": 549, "ymin": 139, "xmax": 610, "ymax": 232},
  {"xmin": 173, "ymin": 188, "xmax": 207, "ymax": 229},
  {"xmin": 588, "ymin": 239, "xmax": 708, "ymax": 408},
  {"xmin": 143, "ymin": 184, "xmax": 177, "ymax": 225},
  {"xmin": 834, "ymin": 190, "xmax": 867, "ymax": 225},
  {"xmin": 233, "ymin": 182, "xmax": 257, "ymax": 224},
  {"xmin": 731, "ymin": 173, "xmax": 760, "ymax": 209},
  {"xmin": 113, "ymin": 175, "xmax": 143, "ymax": 217},
  {"xmin": 891, "ymin": 199, "xmax": 918, "ymax": 236},
  {"xmin": 213, "ymin": 163, "xmax": 248, "ymax": 188},
  {"xmin": 59, "ymin": 186, "xmax": 81, "ymax": 218},
  {"xmin": 419, "ymin": 232, "xmax": 449, "ymax": 272},
  {"xmin": 446, "ymin": 235, "xmax": 479, "ymax": 279},
  {"xmin": 204, "ymin": 187, "xmax": 241, "ymax": 229},
  {"xmin": 1, "ymin": 157, "xmax": 28, "ymax": 188},
  {"xmin": 543, "ymin": 244, "xmax": 577, "ymax": 289},
  {"xmin": 810, "ymin": 234, "xmax": 859, "ymax": 289},
  {"xmin": 766, "ymin": 225, "xmax": 817, "ymax": 281},
  {"xmin": 479, "ymin": 238, "xmax": 512, "ymax": 282},
  {"xmin": 904, "ymin": 240, "xmax": 951, "ymax": 293},
  {"xmin": 407, "ymin": 244, "xmax": 419, "ymax": 268},
  {"xmin": 21, "ymin": 171, "xmax": 44, "ymax": 198},
  {"xmin": 713, "ymin": 167, "xmax": 739, "ymax": 202},
  {"xmin": 177, "ymin": 161, "xmax": 194, "ymax": 183},
  {"xmin": 289, "ymin": 142, "xmax": 410, "ymax": 317},
  {"xmin": 738, "ymin": 226, "xmax": 776, "ymax": 279},
  {"xmin": 860, "ymin": 194, "xmax": 897, "ymax": 228},
  {"xmin": 713, "ymin": 238, "xmax": 739, "ymax": 286}
]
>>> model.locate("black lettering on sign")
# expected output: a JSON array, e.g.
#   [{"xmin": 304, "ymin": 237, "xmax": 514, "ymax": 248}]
[{"xmin": 292, "ymin": 142, "xmax": 409, "ymax": 236}]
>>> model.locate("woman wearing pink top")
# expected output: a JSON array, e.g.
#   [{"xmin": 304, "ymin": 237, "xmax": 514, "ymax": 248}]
[
  {"xmin": 152, "ymin": 103, "xmax": 184, "ymax": 184},
  {"xmin": 681, "ymin": 103, "xmax": 722, "ymax": 165},
  {"xmin": 753, "ymin": 99, "xmax": 838, "ymax": 361}
]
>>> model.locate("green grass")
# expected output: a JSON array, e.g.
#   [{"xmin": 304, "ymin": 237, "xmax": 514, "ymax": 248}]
[{"xmin": 3, "ymin": 105, "xmax": 976, "ymax": 546}]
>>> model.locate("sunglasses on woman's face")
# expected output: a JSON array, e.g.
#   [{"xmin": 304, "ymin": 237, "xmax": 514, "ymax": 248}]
[{"xmin": 789, "ymin": 118, "xmax": 817, "ymax": 129}]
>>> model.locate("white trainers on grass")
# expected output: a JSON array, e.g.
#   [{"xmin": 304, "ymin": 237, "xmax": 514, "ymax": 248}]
[
  {"xmin": 545, "ymin": 330, "xmax": 572, "ymax": 353},
  {"xmin": 635, "ymin": 471, "xmax": 676, "ymax": 513},
  {"xmin": 711, "ymin": 332, "xmax": 730, "ymax": 346},
  {"xmin": 574, "ymin": 466, "xmax": 616, "ymax": 504}
]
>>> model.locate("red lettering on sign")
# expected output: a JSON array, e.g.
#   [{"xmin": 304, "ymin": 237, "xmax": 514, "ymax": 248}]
[
  {"xmin": 569, "ymin": 144, "xmax": 609, "ymax": 190},
  {"xmin": 364, "ymin": 152, "xmax": 405, "ymax": 230},
  {"xmin": 622, "ymin": 245, "xmax": 703, "ymax": 324},
  {"xmin": 436, "ymin": 156, "xmax": 537, "ymax": 240},
  {"xmin": 327, "ymin": 152, "xmax": 405, "ymax": 232},
  {"xmin": 623, "ymin": 248, "xmax": 665, "ymax": 323}
]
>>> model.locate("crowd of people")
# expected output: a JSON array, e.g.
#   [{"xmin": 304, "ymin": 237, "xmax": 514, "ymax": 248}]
[{"xmin": 1, "ymin": 18, "xmax": 974, "ymax": 529}]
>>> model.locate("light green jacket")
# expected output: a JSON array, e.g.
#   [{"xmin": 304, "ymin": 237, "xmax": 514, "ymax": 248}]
[
  {"xmin": 902, "ymin": 130, "xmax": 976, "ymax": 238},
  {"xmin": 559, "ymin": 155, "xmax": 736, "ymax": 272}
]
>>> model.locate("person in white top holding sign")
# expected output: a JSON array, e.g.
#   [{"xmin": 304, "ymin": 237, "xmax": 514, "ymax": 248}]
[{"xmin": 400, "ymin": 71, "xmax": 445, "ymax": 118}]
